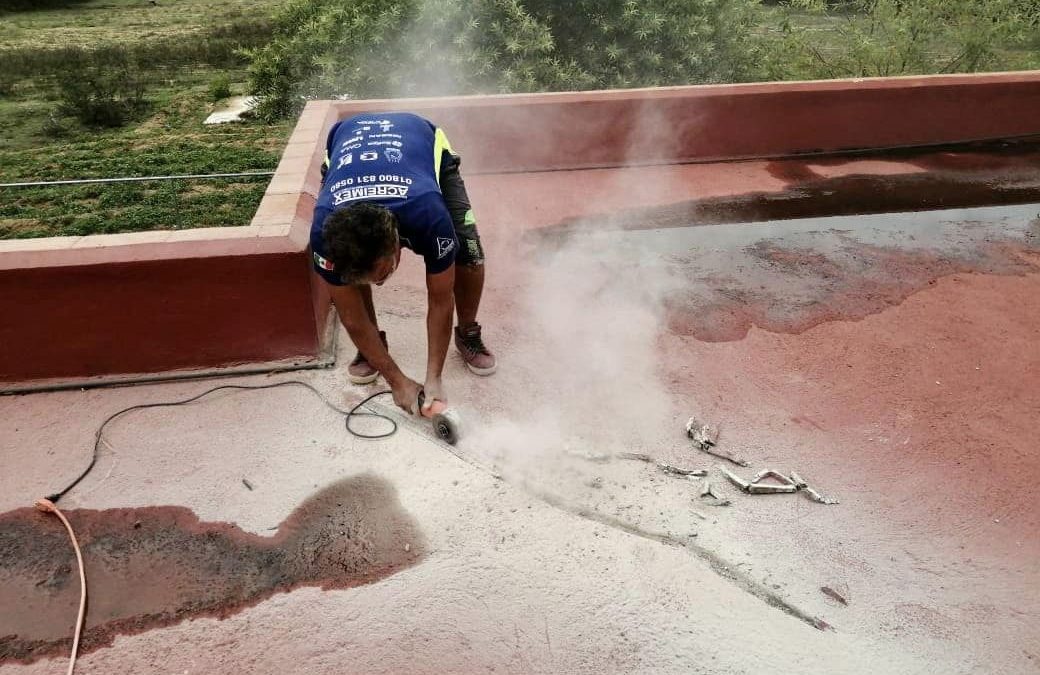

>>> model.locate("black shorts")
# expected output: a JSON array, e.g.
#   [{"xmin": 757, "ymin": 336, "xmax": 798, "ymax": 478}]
[{"xmin": 439, "ymin": 152, "xmax": 485, "ymax": 267}]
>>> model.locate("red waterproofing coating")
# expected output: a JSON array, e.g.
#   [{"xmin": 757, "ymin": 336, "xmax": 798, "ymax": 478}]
[
  {"xmin": 1, "ymin": 72, "xmax": 1038, "ymax": 385},
  {"xmin": 0, "ymin": 250, "xmax": 320, "ymax": 382},
  {"xmin": 332, "ymin": 72, "xmax": 1040, "ymax": 172}
]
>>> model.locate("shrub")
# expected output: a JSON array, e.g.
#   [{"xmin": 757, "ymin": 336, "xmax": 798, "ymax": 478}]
[
  {"xmin": 246, "ymin": 0, "xmax": 764, "ymax": 121},
  {"xmin": 40, "ymin": 112, "xmax": 70, "ymax": 137},
  {"xmin": 208, "ymin": 74, "xmax": 233, "ymax": 101},
  {"xmin": 522, "ymin": 0, "xmax": 763, "ymax": 86},
  {"xmin": 56, "ymin": 47, "xmax": 149, "ymax": 127}
]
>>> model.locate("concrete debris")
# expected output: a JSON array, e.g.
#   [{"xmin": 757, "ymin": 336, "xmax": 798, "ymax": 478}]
[
  {"xmin": 565, "ymin": 449, "xmax": 612, "ymax": 463},
  {"xmin": 616, "ymin": 452, "xmax": 707, "ymax": 478},
  {"xmin": 686, "ymin": 418, "xmax": 750, "ymax": 466},
  {"xmin": 821, "ymin": 586, "xmax": 849, "ymax": 606},
  {"xmin": 568, "ymin": 450, "xmax": 708, "ymax": 482},
  {"xmin": 657, "ymin": 463, "xmax": 708, "ymax": 478},
  {"xmin": 811, "ymin": 617, "xmax": 834, "ymax": 631},
  {"xmin": 685, "ymin": 417, "xmax": 720, "ymax": 448},
  {"xmin": 790, "ymin": 471, "xmax": 840, "ymax": 505},
  {"xmin": 203, "ymin": 95, "xmax": 257, "ymax": 125},
  {"xmin": 718, "ymin": 467, "xmax": 838, "ymax": 503},
  {"xmin": 802, "ymin": 484, "xmax": 840, "ymax": 505},
  {"xmin": 698, "ymin": 480, "xmax": 732, "ymax": 506},
  {"xmin": 697, "ymin": 444, "xmax": 750, "ymax": 467}
]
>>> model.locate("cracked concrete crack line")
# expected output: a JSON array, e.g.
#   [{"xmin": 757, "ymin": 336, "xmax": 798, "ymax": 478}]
[
  {"xmin": 372, "ymin": 402, "xmax": 831, "ymax": 632},
  {"xmin": 521, "ymin": 481, "xmax": 831, "ymax": 632}
]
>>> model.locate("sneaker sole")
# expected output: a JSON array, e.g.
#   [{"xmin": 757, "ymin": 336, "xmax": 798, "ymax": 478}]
[
  {"xmin": 465, "ymin": 361, "xmax": 497, "ymax": 376},
  {"xmin": 348, "ymin": 371, "xmax": 380, "ymax": 385}
]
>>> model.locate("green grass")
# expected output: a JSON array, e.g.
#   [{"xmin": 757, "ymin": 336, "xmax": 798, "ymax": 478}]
[
  {"xmin": 757, "ymin": 4, "xmax": 1040, "ymax": 78},
  {"xmin": 1, "ymin": 0, "xmax": 1036, "ymax": 239},
  {"xmin": 0, "ymin": 0, "xmax": 277, "ymax": 47},
  {"xmin": 0, "ymin": 0, "xmax": 291, "ymax": 239}
]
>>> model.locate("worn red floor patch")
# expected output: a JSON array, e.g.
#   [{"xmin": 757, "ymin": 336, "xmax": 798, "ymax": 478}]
[
  {"xmin": 0, "ymin": 475, "xmax": 425, "ymax": 664},
  {"xmin": 665, "ymin": 232, "xmax": 1040, "ymax": 342}
]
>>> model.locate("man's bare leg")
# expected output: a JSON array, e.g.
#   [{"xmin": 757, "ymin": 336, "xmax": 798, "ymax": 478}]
[
  {"xmin": 454, "ymin": 263, "xmax": 484, "ymax": 326},
  {"xmin": 453, "ymin": 263, "xmax": 495, "ymax": 374}
]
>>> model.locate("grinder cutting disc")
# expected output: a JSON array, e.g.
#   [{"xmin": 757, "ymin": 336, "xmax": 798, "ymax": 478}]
[
  {"xmin": 418, "ymin": 391, "xmax": 462, "ymax": 445},
  {"xmin": 432, "ymin": 408, "xmax": 461, "ymax": 445}
]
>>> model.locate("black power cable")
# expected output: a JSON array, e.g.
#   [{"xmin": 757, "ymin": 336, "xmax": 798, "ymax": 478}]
[{"xmin": 46, "ymin": 381, "xmax": 396, "ymax": 503}]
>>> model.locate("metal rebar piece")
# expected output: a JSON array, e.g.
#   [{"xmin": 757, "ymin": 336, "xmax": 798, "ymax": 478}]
[
  {"xmin": 657, "ymin": 463, "xmax": 708, "ymax": 478},
  {"xmin": 695, "ymin": 445, "xmax": 750, "ymax": 467},
  {"xmin": 618, "ymin": 452, "xmax": 653, "ymax": 463},
  {"xmin": 747, "ymin": 483, "xmax": 799, "ymax": 494},
  {"xmin": 720, "ymin": 467, "xmax": 751, "ymax": 491},
  {"xmin": 803, "ymin": 485, "xmax": 840, "ymax": 505},
  {"xmin": 751, "ymin": 469, "xmax": 797, "ymax": 486}
]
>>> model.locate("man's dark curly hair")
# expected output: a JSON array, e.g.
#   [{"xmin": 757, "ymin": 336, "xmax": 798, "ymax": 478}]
[{"xmin": 322, "ymin": 202, "xmax": 398, "ymax": 284}]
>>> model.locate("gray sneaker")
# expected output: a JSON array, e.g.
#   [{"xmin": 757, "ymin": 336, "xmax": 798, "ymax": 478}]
[
  {"xmin": 454, "ymin": 322, "xmax": 496, "ymax": 376},
  {"xmin": 348, "ymin": 331, "xmax": 387, "ymax": 385}
]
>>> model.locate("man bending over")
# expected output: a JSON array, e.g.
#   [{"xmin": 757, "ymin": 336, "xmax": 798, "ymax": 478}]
[{"xmin": 310, "ymin": 112, "xmax": 496, "ymax": 414}]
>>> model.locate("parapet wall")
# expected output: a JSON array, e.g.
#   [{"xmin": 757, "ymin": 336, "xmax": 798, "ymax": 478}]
[
  {"xmin": 330, "ymin": 72, "xmax": 1040, "ymax": 172},
  {"xmin": 1, "ymin": 71, "xmax": 1038, "ymax": 388}
]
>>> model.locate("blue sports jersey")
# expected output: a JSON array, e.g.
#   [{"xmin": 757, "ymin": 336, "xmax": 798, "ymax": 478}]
[{"xmin": 310, "ymin": 112, "xmax": 458, "ymax": 284}]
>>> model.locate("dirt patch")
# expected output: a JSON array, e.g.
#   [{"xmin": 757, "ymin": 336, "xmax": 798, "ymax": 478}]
[
  {"xmin": 0, "ymin": 218, "xmax": 46, "ymax": 236},
  {"xmin": 0, "ymin": 474, "xmax": 425, "ymax": 665},
  {"xmin": 665, "ymin": 233, "xmax": 1040, "ymax": 342},
  {"xmin": 743, "ymin": 240, "xmax": 845, "ymax": 279}
]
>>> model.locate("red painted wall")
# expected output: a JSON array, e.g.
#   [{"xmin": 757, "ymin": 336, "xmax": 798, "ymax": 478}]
[
  {"xmin": 0, "ymin": 252, "xmax": 319, "ymax": 383},
  {"xmin": 333, "ymin": 73, "xmax": 1040, "ymax": 172},
  {"xmin": 2, "ymin": 72, "xmax": 1038, "ymax": 386}
]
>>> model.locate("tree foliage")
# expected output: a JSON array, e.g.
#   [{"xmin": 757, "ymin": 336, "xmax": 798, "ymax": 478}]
[
  {"xmin": 246, "ymin": 0, "xmax": 762, "ymax": 120},
  {"xmin": 764, "ymin": 0, "xmax": 1040, "ymax": 80}
]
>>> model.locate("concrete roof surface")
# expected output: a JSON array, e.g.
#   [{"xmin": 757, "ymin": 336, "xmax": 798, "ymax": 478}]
[{"xmin": 2, "ymin": 160, "xmax": 1040, "ymax": 672}]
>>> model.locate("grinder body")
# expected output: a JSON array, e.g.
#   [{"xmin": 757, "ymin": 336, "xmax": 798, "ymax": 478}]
[{"xmin": 417, "ymin": 391, "xmax": 462, "ymax": 444}]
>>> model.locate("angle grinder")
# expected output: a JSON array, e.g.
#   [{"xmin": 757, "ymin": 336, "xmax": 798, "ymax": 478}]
[{"xmin": 417, "ymin": 390, "xmax": 462, "ymax": 445}]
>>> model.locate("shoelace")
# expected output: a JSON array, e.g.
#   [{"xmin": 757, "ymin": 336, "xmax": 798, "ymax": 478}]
[{"xmin": 461, "ymin": 328, "xmax": 489, "ymax": 355}]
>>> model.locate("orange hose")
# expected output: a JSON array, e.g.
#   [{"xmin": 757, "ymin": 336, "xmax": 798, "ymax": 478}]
[{"xmin": 35, "ymin": 498, "xmax": 86, "ymax": 675}]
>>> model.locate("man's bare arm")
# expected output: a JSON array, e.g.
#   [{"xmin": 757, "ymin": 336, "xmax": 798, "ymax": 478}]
[
  {"xmin": 424, "ymin": 265, "xmax": 455, "ymax": 402},
  {"xmin": 328, "ymin": 283, "xmax": 408, "ymax": 388}
]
